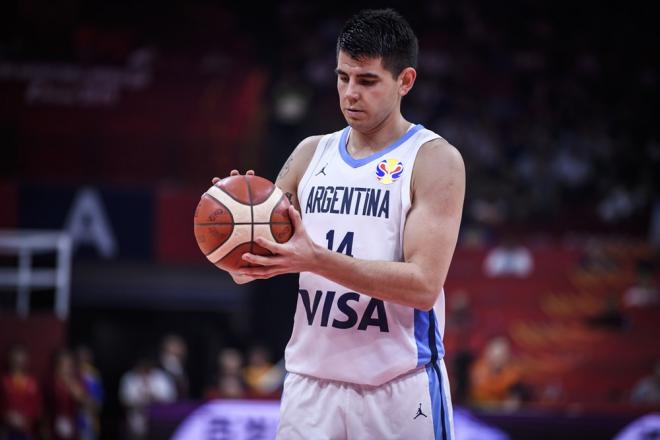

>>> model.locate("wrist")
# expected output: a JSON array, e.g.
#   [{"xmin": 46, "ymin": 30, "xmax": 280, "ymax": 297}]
[{"xmin": 307, "ymin": 240, "xmax": 327, "ymax": 274}]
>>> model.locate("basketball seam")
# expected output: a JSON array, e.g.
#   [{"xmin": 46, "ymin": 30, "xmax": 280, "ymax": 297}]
[
  {"xmin": 201, "ymin": 226, "xmax": 232, "ymax": 257},
  {"xmin": 214, "ymin": 176, "xmax": 276, "ymax": 205},
  {"xmin": 197, "ymin": 194, "xmax": 234, "ymax": 256},
  {"xmin": 245, "ymin": 175, "xmax": 255, "ymax": 259},
  {"xmin": 214, "ymin": 242, "xmax": 252, "ymax": 265},
  {"xmin": 202, "ymin": 193, "xmax": 235, "ymax": 224},
  {"xmin": 261, "ymin": 180, "xmax": 277, "ymax": 201},
  {"xmin": 205, "ymin": 224, "xmax": 251, "ymax": 262},
  {"xmin": 214, "ymin": 183, "xmax": 251, "ymax": 205},
  {"xmin": 270, "ymin": 193, "xmax": 289, "ymax": 243}
]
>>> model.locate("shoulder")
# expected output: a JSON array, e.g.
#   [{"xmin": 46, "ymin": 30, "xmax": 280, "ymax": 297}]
[
  {"xmin": 412, "ymin": 137, "xmax": 465, "ymax": 192},
  {"xmin": 416, "ymin": 136, "xmax": 464, "ymax": 171},
  {"xmin": 275, "ymin": 134, "xmax": 326, "ymax": 206},
  {"xmin": 278, "ymin": 135, "xmax": 324, "ymax": 181},
  {"xmin": 295, "ymin": 134, "xmax": 324, "ymax": 156}
]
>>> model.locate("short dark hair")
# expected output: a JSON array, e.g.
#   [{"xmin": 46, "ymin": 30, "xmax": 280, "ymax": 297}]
[{"xmin": 337, "ymin": 9, "xmax": 418, "ymax": 78}]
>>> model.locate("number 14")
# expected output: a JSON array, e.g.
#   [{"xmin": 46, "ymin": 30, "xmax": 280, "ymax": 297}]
[{"xmin": 325, "ymin": 230, "xmax": 354, "ymax": 257}]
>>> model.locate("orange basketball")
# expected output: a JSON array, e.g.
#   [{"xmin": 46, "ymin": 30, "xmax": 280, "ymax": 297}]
[{"xmin": 193, "ymin": 175, "xmax": 293, "ymax": 272}]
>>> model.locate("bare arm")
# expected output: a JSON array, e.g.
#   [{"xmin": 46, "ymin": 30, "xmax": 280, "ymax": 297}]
[
  {"xmin": 242, "ymin": 138, "xmax": 466, "ymax": 310},
  {"xmin": 274, "ymin": 135, "xmax": 323, "ymax": 212}
]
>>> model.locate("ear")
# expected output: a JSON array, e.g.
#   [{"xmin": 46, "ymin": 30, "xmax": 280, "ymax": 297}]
[{"xmin": 398, "ymin": 67, "xmax": 417, "ymax": 96}]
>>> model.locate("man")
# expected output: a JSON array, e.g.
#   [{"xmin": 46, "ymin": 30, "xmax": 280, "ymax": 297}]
[
  {"xmin": 158, "ymin": 334, "xmax": 189, "ymax": 399},
  {"xmin": 75, "ymin": 346, "xmax": 104, "ymax": 440},
  {"xmin": 119, "ymin": 358, "xmax": 176, "ymax": 439},
  {"xmin": 217, "ymin": 8, "xmax": 464, "ymax": 439},
  {"xmin": 1, "ymin": 345, "xmax": 43, "ymax": 440}
]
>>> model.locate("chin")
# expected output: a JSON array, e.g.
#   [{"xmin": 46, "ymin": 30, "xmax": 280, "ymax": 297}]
[
  {"xmin": 344, "ymin": 116, "xmax": 368, "ymax": 131},
  {"xmin": 346, "ymin": 120, "xmax": 363, "ymax": 131}
]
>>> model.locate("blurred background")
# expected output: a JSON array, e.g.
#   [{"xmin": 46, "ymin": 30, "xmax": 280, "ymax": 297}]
[{"xmin": 0, "ymin": 0, "xmax": 658, "ymax": 439}]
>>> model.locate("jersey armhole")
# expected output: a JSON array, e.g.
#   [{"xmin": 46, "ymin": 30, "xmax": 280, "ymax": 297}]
[{"xmin": 296, "ymin": 132, "xmax": 336, "ymax": 205}]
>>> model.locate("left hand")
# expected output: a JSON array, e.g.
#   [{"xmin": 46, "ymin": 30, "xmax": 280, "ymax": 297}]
[
  {"xmin": 239, "ymin": 205, "xmax": 320, "ymax": 279},
  {"xmin": 211, "ymin": 169, "xmax": 254, "ymax": 185}
]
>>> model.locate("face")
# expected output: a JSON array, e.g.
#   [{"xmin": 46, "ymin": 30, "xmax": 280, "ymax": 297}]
[
  {"xmin": 485, "ymin": 337, "xmax": 511, "ymax": 368},
  {"xmin": 164, "ymin": 337, "xmax": 186, "ymax": 358},
  {"xmin": 336, "ymin": 50, "xmax": 415, "ymax": 133}
]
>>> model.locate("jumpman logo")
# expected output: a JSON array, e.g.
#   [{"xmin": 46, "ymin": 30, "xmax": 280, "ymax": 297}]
[
  {"xmin": 414, "ymin": 403, "xmax": 427, "ymax": 419},
  {"xmin": 315, "ymin": 163, "xmax": 328, "ymax": 176}
]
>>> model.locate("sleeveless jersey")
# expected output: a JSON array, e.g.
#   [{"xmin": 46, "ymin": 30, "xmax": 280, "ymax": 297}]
[{"xmin": 284, "ymin": 124, "xmax": 448, "ymax": 386}]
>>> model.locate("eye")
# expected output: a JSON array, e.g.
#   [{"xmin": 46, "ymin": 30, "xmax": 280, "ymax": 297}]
[
  {"xmin": 360, "ymin": 80, "xmax": 376, "ymax": 86},
  {"xmin": 338, "ymin": 75, "xmax": 349, "ymax": 83}
]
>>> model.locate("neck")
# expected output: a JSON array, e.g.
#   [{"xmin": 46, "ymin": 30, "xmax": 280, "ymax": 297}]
[{"xmin": 348, "ymin": 114, "xmax": 411, "ymax": 157}]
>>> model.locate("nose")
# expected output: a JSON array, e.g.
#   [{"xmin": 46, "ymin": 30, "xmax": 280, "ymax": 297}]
[{"xmin": 345, "ymin": 80, "xmax": 359, "ymax": 103}]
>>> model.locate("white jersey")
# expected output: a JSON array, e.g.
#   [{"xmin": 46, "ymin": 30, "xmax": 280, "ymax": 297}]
[{"xmin": 285, "ymin": 124, "xmax": 447, "ymax": 386}]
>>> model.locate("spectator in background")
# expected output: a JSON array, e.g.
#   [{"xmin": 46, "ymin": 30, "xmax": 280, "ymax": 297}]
[
  {"xmin": 242, "ymin": 345, "xmax": 272, "ymax": 395},
  {"xmin": 158, "ymin": 334, "xmax": 189, "ymax": 400},
  {"xmin": 205, "ymin": 348, "xmax": 246, "ymax": 400},
  {"xmin": 0, "ymin": 345, "xmax": 43, "ymax": 440},
  {"xmin": 631, "ymin": 361, "xmax": 660, "ymax": 405},
  {"xmin": 470, "ymin": 336, "xmax": 528, "ymax": 410},
  {"xmin": 242, "ymin": 345, "xmax": 283, "ymax": 398},
  {"xmin": 75, "ymin": 346, "xmax": 103, "ymax": 440},
  {"xmin": 483, "ymin": 237, "xmax": 534, "ymax": 278},
  {"xmin": 119, "ymin": 357, "xmax": 176, "ymax": 440},
  {"xmin": 46, "ymin": 350, "xmax": 87, "ymax": 440}
]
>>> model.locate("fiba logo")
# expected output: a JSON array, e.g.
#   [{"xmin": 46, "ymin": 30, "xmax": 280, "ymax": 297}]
[{"xmin": 376, "ymin": 159, "xmax": 404, "ymax": 185}]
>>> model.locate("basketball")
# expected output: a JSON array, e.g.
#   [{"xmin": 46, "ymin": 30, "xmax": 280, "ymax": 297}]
[{"xmin": 193, "ymin": 175, "xmax": 293, "ymax": 272}]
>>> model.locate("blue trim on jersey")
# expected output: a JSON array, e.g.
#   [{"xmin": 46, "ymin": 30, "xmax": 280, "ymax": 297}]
[
  {"xmin": 338, "ymin": 124, "xmax": 425, "ymax": 168},
  {"xmin": 432, "ymin": 310, "xmax": 446, "ymax": 360},
  {"xmin": 426, "ymin": 362, "xmax": 448, "ymax": 440},
  {"xmin": 439, "ymin": 363, "xmax": 452, "ymax": 440},
  {"xmin": 414, "ymin": 309, "xmax": 446, "ymax": 368},
  {"xmin": 414, "ymin": 309, "xmax": 432, "ymax": 368}
]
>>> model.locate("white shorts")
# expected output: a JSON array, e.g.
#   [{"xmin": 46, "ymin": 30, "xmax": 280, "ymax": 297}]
[{"xmin": 277, "ymin": 360, "xmax": 454, "ymax": 440}]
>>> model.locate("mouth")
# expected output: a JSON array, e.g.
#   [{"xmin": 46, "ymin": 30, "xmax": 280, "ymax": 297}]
[{"xmin": 346, "ymin": 108, "xmax": 363, "ymax": 117}]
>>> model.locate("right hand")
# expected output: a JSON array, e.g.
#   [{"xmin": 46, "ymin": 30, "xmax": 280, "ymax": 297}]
[
  {"xmin": 211, "ymin": 170, "xmax": 257, "ymax": 285},
  {"xmin": 230, "ymin": 272, "xmax": 256, "ymax": 284}
]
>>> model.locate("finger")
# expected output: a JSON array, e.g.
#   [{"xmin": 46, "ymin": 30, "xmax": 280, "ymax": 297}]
[
  {"xmin": 239, "ymin": 266, "xmax": 284, "ymax": 278},
  {"xmin": 230, "ymin": 169, "xmax": 239, "ymax": 176},
  {"xmin": 242, "ymin": 253, "xmax": 283, "ymax": 266},
  {"xmin": 254, "ymin": 237, "xmax": 286, "ymax": 254},
  {"xmin": 246, "ymin": 170, "xmax": 255, "ymax": 176},
  {"xmin": 288, "ymin": 205, "xmax": 303, "ymax": 231},
  {"xmin": 212, "ymin": 177, "xmax": 220, "ymax": 184}
]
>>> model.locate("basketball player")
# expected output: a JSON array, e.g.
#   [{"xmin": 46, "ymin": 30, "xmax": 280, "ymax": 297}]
[{"xmin": 216, "ymin": 9, "xmax": 464, "ymax": 439}]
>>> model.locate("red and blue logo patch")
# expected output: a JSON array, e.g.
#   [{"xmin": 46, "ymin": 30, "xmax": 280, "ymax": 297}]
[{"xmin": 376, "ymin": 159, "xmax": 404, "ymax": 184}]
